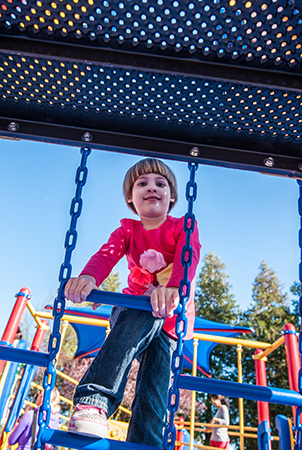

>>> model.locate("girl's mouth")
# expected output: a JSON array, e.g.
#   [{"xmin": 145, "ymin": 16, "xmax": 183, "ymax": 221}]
[{"xmin": 144, "ymin": 196, "xmax": 160, "ymax": 201}]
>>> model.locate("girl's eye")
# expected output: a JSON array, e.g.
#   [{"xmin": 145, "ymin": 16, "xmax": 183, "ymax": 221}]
[
  {"xmin": 138, "ymin": 181, "xmax": 146, "ymax": 186},
  {"xmin": 157, "ymin": 182, "xmax": 166, "ymax": 187}
]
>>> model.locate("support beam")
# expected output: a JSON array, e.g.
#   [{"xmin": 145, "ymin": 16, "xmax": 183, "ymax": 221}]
[
  {"xmin": 0, "ymin": 36, "xmax": 300, "ymax": 92},
  {"xmin": 0, "ymin": 118, "xmax": 301, "ymax": 179}
]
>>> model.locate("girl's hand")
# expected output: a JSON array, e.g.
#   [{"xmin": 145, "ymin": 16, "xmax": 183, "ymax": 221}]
[
  {"xmin": 150, "ymin": 286, "xmax": 179, "ymax": 318},
  {"xmin": 64, "ymin": 275, "xmax": 97, "ymax": 304}
]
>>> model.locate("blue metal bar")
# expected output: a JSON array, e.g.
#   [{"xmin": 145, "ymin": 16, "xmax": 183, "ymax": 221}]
[
  {"xmin": 295, "ymin": 179, "xmax": 302, "ymax": 450},
  {"xmin": 257, "ymin": 420, "xmax": 271, "ymax": 450},
  {"xmin": 86, "ymin": 290, "xmax": 182, "ymax": 315},
  {"xmin": 178, "ymin": 375, "xmax": 302, "ymax": 407},
  {"xmin": 276, "ymin": 415, "xmax": 293, "ymax": 450},
  {"xmin": 0, "ymin": 344, "xmax": 48, "ymax": 367},
  {"xmin": 42, "ymin": 429, "xmax": 160, "ymax": 450}
]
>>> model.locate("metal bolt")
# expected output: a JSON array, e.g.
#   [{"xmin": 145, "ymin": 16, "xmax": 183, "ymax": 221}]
[
  {"xmin": 81, "ymin": 132, "xmax": 93, "ymax": 142},
  {"xmin": 298, "ymin": 163, "xmax": 302, "ymax": 171},
  {"xmin": 263, "ymin": 157, "xmax": 275, "ymax": 168},
  {"xmin": 7, "ymin": 122, "xmax": 19, "ymax": 132},
  {"xmin": 189, "ymin": 146, "xmax": 200, "ymax": 157}
]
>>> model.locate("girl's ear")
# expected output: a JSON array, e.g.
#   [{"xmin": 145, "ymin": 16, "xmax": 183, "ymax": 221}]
[
  {"xmin": 170, "ymin": 197, "xmax": 176, "ymax": 203},
  {"xmin": 127, "ymin": 198, "xmax": 133, "ymax": 203}
]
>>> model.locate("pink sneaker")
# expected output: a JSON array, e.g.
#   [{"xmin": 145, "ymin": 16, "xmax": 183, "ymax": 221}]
[{"xmin": 68, "ymin": 405, "xmax": 108, "ymax": 438}]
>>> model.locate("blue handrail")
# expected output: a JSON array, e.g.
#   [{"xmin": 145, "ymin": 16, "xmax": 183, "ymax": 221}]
[{"xmin": 86, "ymin": 290, "xmax": 182, "ymax": 315}]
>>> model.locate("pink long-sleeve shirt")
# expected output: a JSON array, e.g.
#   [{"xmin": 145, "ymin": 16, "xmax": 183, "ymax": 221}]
[{"xmin": 80, "ymin": 215, "xmax": 201, "ymax": 339}]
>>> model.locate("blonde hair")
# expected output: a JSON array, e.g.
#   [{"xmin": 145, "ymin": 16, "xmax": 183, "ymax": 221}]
[
  {"xmin": 123, "ymin": 158, "xmax": 178, "ymax": 214},
  {"xmin": 50, "ymin": 387, "xmax": 60, "ymax": 414}
]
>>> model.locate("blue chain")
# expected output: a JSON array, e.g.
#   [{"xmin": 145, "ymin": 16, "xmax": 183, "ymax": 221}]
[
  {"xmin": 35, "ymin": 148, "xmax": 91, "ymax": 450},
  {"xmin": 295, "ymin": 180, "xmax": 302, "ymax": 450},
  {"xmin": 163, "ymin": 162, "xmax": 198, "ymax": 450}
]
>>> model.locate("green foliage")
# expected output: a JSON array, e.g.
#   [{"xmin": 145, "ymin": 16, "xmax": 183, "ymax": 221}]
[
  {"xmin": 194, "ymin": 256, "xmax": 299, "ymax": 449},
  {"xmin": 195, "ymin": 252, "xmax": 240, "ymax": 323},
  {"xmin": 242, "ymin": 261, "xmax": 294, "ymax": 354},
  {"xmin": 241, "ymin": 261, "xmax": 296, "ymax": 449},
  {"xmin": 100, "ymin": 271, "xmax": 121, "ymax": 292},
  {"xmin": 290, "ymin": 281, "xmax": 300, "ymax": 326},
  {"xmin": 84, "ymin": 271, "xmax": 121, "ymax": 308}
]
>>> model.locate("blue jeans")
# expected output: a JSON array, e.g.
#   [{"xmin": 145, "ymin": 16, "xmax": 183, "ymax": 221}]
[{"xmin": 73, "ymin": 307, "xmax": 177, "ymax": 446}]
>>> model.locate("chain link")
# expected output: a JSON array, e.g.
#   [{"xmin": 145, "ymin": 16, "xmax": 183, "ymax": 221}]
[
  {"xmin": 163, "ymin": 162, "xmax": 198, "ymax": 450},
  {"xmin": 35, "ymin": 148, "xmax": 91, "ymax": 450},
  {"xmin": 295, "ymin": 181, "xmax": 302, "ymax": 450}
]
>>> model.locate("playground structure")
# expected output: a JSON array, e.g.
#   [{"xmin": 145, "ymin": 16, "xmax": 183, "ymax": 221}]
[
  {"xmin": 0, "ymin": 1, "xmax": 301, "ymax": 449},
  {"xmin": 0, "ymin": 284, "xmax": 300, "ymax": 449}
]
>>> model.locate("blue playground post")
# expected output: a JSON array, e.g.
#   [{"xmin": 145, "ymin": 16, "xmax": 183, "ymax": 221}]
[
  {"xmin": 276, "ymin": 415, "xmax": 294, "ymax": 450},
  {"xmin": 5, "ymin": 364, "xmax": 37, "ymax": 431},
  {"xmin": 257, "ymin": 420, "xmax": 271, "ymax": 450}
]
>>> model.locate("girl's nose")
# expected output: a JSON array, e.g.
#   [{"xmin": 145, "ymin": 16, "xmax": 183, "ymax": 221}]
[{"xmin": 147, "ymin": 183, "xmax": 157, "ymax": 191}]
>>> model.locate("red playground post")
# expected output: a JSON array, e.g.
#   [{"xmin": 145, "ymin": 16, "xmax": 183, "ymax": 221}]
[
  {"xmin": 31, "ymin": 319, "xmax": 48, "ymax": 352},
  {"xmin": 283, "ymin": 323, "xmax": 300, "ymax": 423},
  {"xmin": 254, "ymin": 349, "xmax": 270, "ymax": 426},
  {"xmin": 0, "ymin": 287, "xmax": 31, "ymax": 375},
  {"xmin": 175, "ymin": 417, "xmax": 184, "ymax": 450}
]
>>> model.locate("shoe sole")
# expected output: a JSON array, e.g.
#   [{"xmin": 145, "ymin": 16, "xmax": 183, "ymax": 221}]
[{"xmin": 68, "ymin": 422, "xmax": 108, "ymax": 439}]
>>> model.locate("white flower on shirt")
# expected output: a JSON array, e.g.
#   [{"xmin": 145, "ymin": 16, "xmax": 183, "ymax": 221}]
[{"xmin": 139, "ymin": 249, "xmax": 167, "ymax": 273}]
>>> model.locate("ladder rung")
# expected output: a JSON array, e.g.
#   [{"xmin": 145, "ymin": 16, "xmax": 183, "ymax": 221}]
[
  {"xmin": 42, "ymin": 429, "xmax": 160, "ymax": 450},
  {"xmin": 0, "ymin": 344, "xmax": 49, "ymax": 367}
]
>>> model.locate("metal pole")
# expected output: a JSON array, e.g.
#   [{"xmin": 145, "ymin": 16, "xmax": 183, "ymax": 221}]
[
  {"xmin": 189, "ymin": 338, "xmax": 198, "ymax": 450},
  {"xmin": 0, "ymin": 287, "xmax": 31, "ymax": 375},
  {"xmin": 237, "ymin": 345, "xmax": 244, "ymax": 450},
  {"xmin": 31, "ymin": 320, "xmax": 48, "ymax": 352},
  {"xmin": 283, "ymin": 323, "xmax": 300, "ymax": 423},
  {"xmin": 254, "ymin": 349, "xmax": 270, "ymax": 426}
]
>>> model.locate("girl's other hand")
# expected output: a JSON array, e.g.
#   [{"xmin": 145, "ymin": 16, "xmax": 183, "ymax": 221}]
[
  {"xmin": 150, "ymin": 286, "xmax": 179, "ymax": 318},
  {"xmin": 64, "ymin": 275, "xmax": 97, "ymax": 304}
]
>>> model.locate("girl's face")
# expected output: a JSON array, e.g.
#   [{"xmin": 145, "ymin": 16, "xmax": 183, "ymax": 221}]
[
  {"xmin": 36, "ymin": 392, "xmax": 43, "ymax": 406},
  {"xmin": 129, "ymin": 173, "xmax": 175, "ymax": 225},
  {"xmin": 211, "ymin": 397, "xmax": 222, "ymax": 408}
]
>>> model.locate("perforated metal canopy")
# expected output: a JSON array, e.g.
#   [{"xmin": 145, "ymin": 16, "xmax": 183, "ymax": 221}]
[{"xmin": 0, "ymin": 0, "xmax": 301, "ymax": 176}]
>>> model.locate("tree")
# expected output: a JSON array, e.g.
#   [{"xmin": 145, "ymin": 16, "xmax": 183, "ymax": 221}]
[
  {"xmin": 195, "ymin": 252, "xmax": 240, "ymax": 323},
  {"xmin": 241, "ymin": 261, "xmax": 295, "ymax": 449},
  {"xmin": 289, "ymin": 281, "xmax": 300, "ymax": 327},
  {"xmin": 100, "ymin": 271, "xmax": 121, "ymax": 293},
  {"xmin": 194, "ymin": 252, "xmax": 241, "ymax": 447},
  {"xmin": 83, "ymin": 271, "xmax": 121, "ymax": 308}
]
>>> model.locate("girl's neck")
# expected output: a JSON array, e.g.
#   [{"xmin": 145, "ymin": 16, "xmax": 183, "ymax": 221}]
[{"xmin": 140, "ymin": 214, "xmax": 168, "ymax": 230}]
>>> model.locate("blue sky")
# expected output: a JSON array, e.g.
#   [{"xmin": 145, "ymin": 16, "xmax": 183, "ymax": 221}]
[{"xmin": 0, "ymin": 138, "xmax": 300, "ymax": 338}]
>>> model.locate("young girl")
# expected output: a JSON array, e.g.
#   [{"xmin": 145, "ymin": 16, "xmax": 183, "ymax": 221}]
[
  {"xmin": 8, "ymin": 388, "xmax": 60, "ymax": 450},
  {"xmin": 207, "ymin": 395, "xmax": 230, "ymax": 449},
  {"xmin": 65, "ymin": 158, "xmax": 201, "ymax": 445}
]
